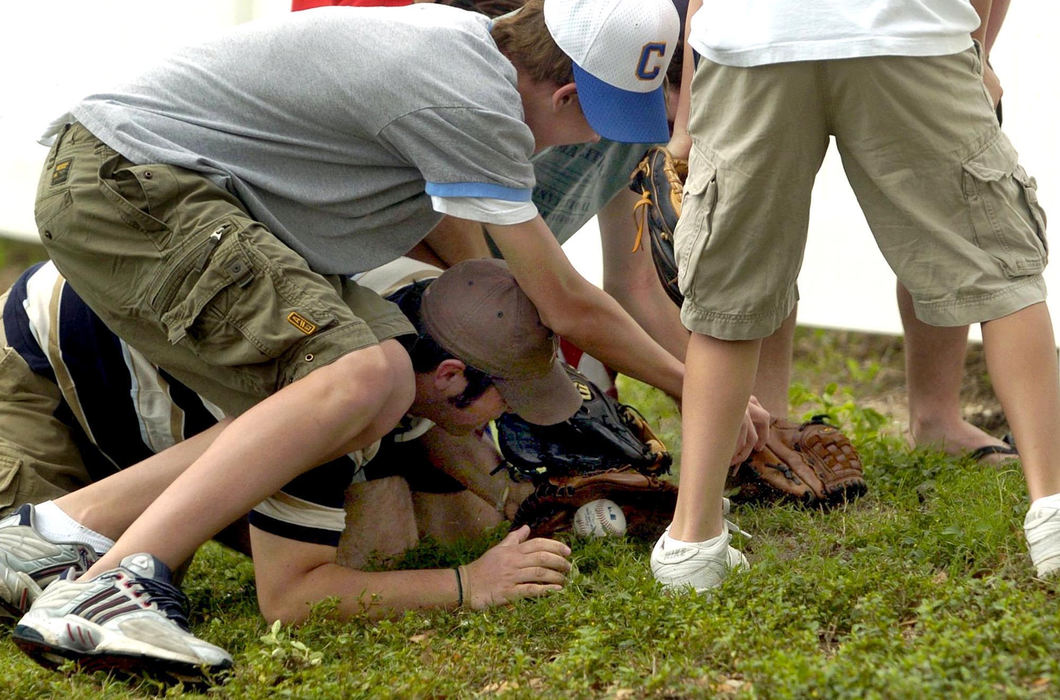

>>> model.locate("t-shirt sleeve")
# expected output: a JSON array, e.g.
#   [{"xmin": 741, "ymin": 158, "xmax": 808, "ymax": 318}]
[
  {"xmin": 430, "ymin": 195, "xmax": 537, "ymax": 226},
  {"xmin": 378, "ymin": 106, "xmax": 537, "ymax": 216},
  {"xmin": 249, "ymin": 456, "xmax": 357, "ymax": 546}
]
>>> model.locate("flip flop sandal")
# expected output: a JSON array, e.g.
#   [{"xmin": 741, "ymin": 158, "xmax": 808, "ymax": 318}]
[{"xmin": 969, "ymin": 442, "xmax": 1018, "ymax": 462}]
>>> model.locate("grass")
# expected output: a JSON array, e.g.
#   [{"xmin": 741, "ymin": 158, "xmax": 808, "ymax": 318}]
[
  {"xmin": 0, "ymin": 238, "xmax": 1054, "ymax": 697},
  {"xmin": 2, "ymin": 379, "xmax": 1055, "ymax": 698}
]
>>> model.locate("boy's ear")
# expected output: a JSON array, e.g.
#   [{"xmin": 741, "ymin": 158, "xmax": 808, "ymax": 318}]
[
  {"xmin": 433, "ymin": 358, "xmax": 467, "ymax": 391},
  {"xmin": 551, "ymin": 82, "xmax": 579, "ymax": 111}
]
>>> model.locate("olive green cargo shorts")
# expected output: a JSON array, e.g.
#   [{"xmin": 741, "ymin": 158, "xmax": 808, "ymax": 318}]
[
  {"xmin": 35, "ymin": 123, "xmax": 413, "ymax": 416},
  {"xmin": 677, "ymin": 46, "xmax": 1049, "ymax": 340},
  {"xmin": 0, "ymin": 291, "xmax": 94, "ymax": 515}
]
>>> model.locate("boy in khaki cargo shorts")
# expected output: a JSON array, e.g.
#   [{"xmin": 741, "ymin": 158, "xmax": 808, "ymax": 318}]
[
  {"xmin": 651, "ymin": 0, "xmax": 1060, "ymax": 592},
  {"xmin": 6, "ymin": 0, "xmax": 688, "ymax": 681}
]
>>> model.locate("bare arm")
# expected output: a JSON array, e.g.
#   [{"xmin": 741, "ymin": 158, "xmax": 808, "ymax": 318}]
[
  {"xmin": 667, "ymin": 0, "xmax": 703, "ymax": 159},
  {"xmin": 417, "ymin": 215, "xmax": 493, "ymax": 267},
  {"xmin": 970, "ymin": 0, "xmax": 1010, "ymax": 53},
  {"xmin": 415, "ymin": 425, "xmax": 532, "ymax": 518},
  {"xmin": 970, "ymin": 0, "xmax": 1011, "ymax": 106},
  {"xmin": 598, "ymin": 188, "xmax": 690, "ymax": 361},
  {"xmin": 251, "ymin": 524, "xmax": 570, "ymax": 624},
  {"xmin": 486, "ymin": 215, "xmax": 684, "ymax": 399}
]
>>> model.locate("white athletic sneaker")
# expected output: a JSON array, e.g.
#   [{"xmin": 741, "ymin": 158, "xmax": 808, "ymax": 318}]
[
  {"xmin": 651, "ymin": 528, "xmax": 748, "ymax": 593},
  {"xmin": 0, "ymin": 504, "xmax": 100, "ymax": 620},
  {"xmin": 12, "ymin": 553, "xmax": 232, "ymax": 682},
  {"xmin": 1025, "ymin": 499, "xmax": 1060, "ymax": 577}
]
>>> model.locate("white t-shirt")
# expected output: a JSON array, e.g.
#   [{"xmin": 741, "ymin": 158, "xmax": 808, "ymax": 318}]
[{"xmin": 689, "ymin": 0, "xmax": 980, "ymax": 67}]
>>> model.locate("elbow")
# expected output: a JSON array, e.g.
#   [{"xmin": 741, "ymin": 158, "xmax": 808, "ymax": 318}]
[{"xmin": 537, "ymin": 297, "xmax": 598, "ymax": 340}]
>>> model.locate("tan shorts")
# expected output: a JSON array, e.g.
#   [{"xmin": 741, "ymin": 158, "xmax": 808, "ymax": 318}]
[
  {"xmin": 677, "ymin": 45, "xmax": 1049, "ymax": 339},
  {"xmin": 35, "ymin": 123, "xmax": 413, "ymax": 415},
  {"xmin": 0, "ymin": 292, "xmax": 93, "ymax": 515}
]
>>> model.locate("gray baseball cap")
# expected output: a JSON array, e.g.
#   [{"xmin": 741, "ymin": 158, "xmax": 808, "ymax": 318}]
[{"xmin": 421, "ymin": 259, "xmax": 582, "ymax": 425}]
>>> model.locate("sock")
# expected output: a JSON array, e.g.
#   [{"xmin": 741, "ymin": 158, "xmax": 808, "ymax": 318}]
[
  {"xmin": 1030, "ymin": 492, "xmax": 1060, "ymax": 514},
  {"xmin": 33, "ymin": 501, "xmax": 115, "ymax": 553},
  {"xmin": 664, "ymin": 530, "xmax": 726, "ymax": 549}
]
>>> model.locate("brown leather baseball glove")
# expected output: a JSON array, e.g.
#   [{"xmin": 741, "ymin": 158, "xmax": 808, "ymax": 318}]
[
  {"xmin": 629, "ymin": 145, "xmax": 687, "ymax": 307},
  {"xmin": 727, "ymin": 416, "xmax": 868, "ymax": 506}
]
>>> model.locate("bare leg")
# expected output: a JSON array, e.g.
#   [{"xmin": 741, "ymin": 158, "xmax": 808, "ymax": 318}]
[
  {"xmin": 981, "ymin": 302, "xmax": 1060, "ymax": 501},
  {"xmin": 79, "ymin": 339, "xmax": 415, "ymax": 578},
  {"xmin": 755, "ymin": 305, "xmax": 797, "ymax": 416},
  {"xmin": 669, "ymin": 333, "xmax": 760, "ymax": 542},
  {"xmin": 899, "ymin": 282, "xmax": 1012, "ymax": 461}
]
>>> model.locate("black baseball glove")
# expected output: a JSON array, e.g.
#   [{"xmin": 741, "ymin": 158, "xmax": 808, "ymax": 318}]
[
  {"xmin": 629, "ymin": 145, "xmax": 687, "ymax": 307},
  {"xmin": 495, "ymin": 366, "xmax": 676, "ymax": 538}
]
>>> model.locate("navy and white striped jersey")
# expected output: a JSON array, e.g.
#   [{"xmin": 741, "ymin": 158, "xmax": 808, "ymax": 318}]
[{"xmin": 3, "ymin": 260, "xmax": 439, "ymax": 547}]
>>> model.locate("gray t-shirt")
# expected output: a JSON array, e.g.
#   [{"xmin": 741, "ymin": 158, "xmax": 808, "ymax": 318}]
[{"xmin": 70, "ymin": 5, "xmax": 537, "ymax": 275}]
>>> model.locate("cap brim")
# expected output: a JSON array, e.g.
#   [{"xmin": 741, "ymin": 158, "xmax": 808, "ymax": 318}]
[
  {"xmin": 494, "ymin": 361, "xmax": 583, "ymax": 426},
  {"xmin": 573, "ymin": 64, "xmax": 671, "ymax": 144}
]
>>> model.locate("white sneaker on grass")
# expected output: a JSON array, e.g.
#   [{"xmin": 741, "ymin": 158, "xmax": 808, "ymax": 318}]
[
  {"xmin": 12, "ymin": 552, "xmax": 231, "ymax": 683},
  {"xmin": 651, "ymin": 527, "xmax": 748, "ymax": 593},
  {"xmin": 0, "ymin": 503, "xmax": 100, "ymax": 620},
  {"xmin": 1025, "ymin": 499, "xmax": 1060, "ymax": 577}
]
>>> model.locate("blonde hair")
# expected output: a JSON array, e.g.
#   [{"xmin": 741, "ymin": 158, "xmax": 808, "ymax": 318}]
[{"xmin": 490, "ymin": 0, "xmax": 574, "ymax": 86}]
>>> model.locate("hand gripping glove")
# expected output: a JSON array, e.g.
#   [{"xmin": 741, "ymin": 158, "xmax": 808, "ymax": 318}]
[
  {"xmin": 727, "ymin": 416, "xmax": 868, "ymax": 505},
  {"xmin": 629, "ymin": 146, "xmax": 687, "ymax": 307}
]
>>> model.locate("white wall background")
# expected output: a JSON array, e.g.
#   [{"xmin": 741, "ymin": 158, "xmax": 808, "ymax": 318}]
[{"xmin": 2, "ymin": 2, "xmax": 1057, "ymax": 341}]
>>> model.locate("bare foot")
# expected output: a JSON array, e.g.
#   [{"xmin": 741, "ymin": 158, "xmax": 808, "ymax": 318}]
[{"xmin": 909, "ymin": 418, "xmax": 1016, "ymax": 466}]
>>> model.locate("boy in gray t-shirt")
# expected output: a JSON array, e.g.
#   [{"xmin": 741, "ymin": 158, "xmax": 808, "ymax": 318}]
[{"xmin": 16, "ymin": 0, "xmax": 685, "ymax": 680}]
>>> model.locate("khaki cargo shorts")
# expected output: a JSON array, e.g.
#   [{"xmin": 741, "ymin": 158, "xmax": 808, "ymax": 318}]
[
  {"xmin": 677, "ymin": 45, "xmax": 1049, "ymax": 340},
  {"xmin": 35, "ymin": 123, "xmax": 413, "ymax": 415}
]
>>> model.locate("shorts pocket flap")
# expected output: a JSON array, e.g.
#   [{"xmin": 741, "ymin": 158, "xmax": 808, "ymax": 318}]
[
  {"xmin": 683, "ymin": 159, "xmax": 718, "ymax": 198},
  {"xmin": 963, "ymin": 136, "xmax": 1018, "ymax": 182},
  {"xmin": 157, "ymin": 231, "xmax": 258, "ymax": 344},
  {"xmin": 0, "ymin": 453, "xmax": 23, "ymax": 509}
]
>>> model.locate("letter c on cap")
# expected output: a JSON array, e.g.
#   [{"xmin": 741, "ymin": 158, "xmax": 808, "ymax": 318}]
[{"xmin": 636, "ymin": 43, "xmax": 668, "ymax": 81}]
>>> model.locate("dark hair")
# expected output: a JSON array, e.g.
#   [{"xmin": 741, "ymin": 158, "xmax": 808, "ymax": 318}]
[{"xmin": 390, "ymin": 279, "xmax": 495, "ymax": 407}]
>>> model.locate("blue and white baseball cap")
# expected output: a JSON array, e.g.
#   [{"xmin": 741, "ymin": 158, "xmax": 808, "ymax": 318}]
[{"xmin": 544, "ymin": 0, "xmax": 680, "ymax": 144}]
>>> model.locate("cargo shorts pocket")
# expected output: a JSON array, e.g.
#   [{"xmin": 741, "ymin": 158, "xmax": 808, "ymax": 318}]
[
  {"xmin": 0, "ymin": 453, "xmax": 21, "ymax": 511},
  {"xmin": 674, "ymin": 154, "xmax": 719, "ymax": 300},
  {"xmin": 150, "ymin": 219, "xmax": 340, "ymax": 368},
  {"xmin": 962, "ymin": 135, "xmax": 1048, "ymax": 276},
  {"xmin": 98, "ymin": 153, "xmax": 177, "ymax": 239}
]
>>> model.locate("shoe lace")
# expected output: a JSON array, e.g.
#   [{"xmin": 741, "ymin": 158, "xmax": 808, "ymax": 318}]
[
  {"xmin": 725, "ymin": 518, "xmax": 753, "ymax": 540},
  {"xmin": 132, "ymin": 576, "xmax": 192, "ymax": 630}
]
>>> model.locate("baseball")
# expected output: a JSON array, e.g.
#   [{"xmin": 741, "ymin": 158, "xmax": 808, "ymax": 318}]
[{"xmin": 572, "ymin": 499, "xmax": 627, "ymax": 538}]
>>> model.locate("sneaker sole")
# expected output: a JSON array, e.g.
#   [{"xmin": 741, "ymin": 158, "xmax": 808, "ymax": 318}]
[
  {"xmin": 0, "ymin": 571, "xmax": 37, "ymax": 622},
  {"xmin": 12, "ymin": 622, "xmax": 231, "ymax": 684}
]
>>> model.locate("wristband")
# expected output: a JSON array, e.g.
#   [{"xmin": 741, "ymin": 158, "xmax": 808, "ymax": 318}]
[
  {"xmin": 453, "ymin": 567, "xmax": 463, "ymax": 608},
  {"xmin": 458, "ymin": 565, "xmax": 471, "ymax": 609}
]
